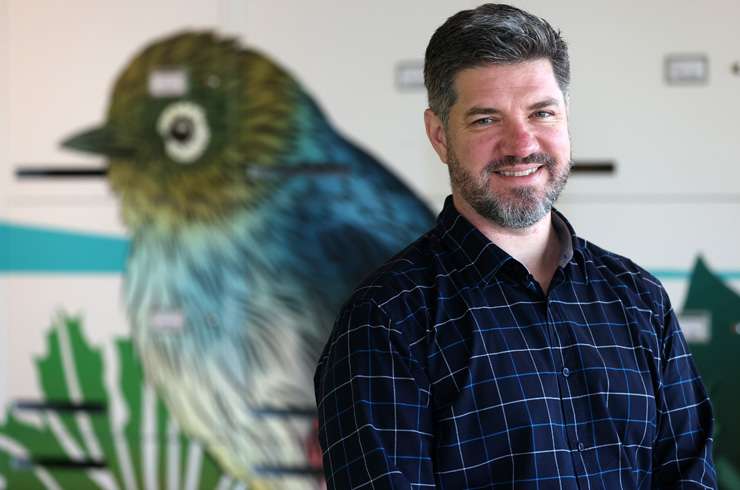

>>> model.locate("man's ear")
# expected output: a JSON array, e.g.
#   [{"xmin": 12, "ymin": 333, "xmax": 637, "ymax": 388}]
[{"xmin": 424, "ymin": 108, "xmax": 450, "ymax": 164}]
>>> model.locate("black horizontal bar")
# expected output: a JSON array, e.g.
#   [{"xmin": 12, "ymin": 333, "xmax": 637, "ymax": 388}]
[
  {"xmin": 13, "ymin": 457, "xmax": 107, "ymax": 470},
  {"xmin": 15, "ymin": 166, "xmax": 108, "ymax": 178},
  {"xmin": 254, "ymin": 465, "xmax": 324, "ymax": 477},
  {"xmin": 571, "ymin": 161, "xmax": 615, "ymax": 174},
  {"xmin": 15, "ymin": 161, "xmax": 612, "ymax": 180},
  {"xmin": 14, "ymin": 400, "xmax": 107, "ymax": 414},
  {"xmin": 16, "ymin": 162, "xmax": 348, "ymax": 181},
  {"xmin": 252, "ymin": 406, "xmax": 317, "ymax": 418}
]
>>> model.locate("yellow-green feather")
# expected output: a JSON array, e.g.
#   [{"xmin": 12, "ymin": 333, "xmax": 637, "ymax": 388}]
[{"xmin": 105, "ymin": 32, "xmax": 307, "ymax": 231}]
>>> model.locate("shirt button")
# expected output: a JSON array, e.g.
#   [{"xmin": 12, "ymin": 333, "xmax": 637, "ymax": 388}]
[
  {"xmin": 577, "ymin": 442, "xmax": 585, "ymax": 451},
  {"xmin": 562, "ymin": 367, "xmax": 570, "ymax": 377}
]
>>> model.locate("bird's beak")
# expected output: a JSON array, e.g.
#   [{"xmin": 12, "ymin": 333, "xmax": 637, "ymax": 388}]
[{"xmin": 61, "ymin": 125, "xmax": 135, "ymax": 158}]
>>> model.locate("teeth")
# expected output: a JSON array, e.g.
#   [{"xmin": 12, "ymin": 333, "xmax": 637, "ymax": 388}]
[{"xmin": 497, "ymin": 167, "xmax": 539, "ymax": 177}]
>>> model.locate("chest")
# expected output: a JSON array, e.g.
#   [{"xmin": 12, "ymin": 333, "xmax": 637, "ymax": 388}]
[{"xmin": 425, "ymin": 276, "xmax": 661, "ymax": 458}]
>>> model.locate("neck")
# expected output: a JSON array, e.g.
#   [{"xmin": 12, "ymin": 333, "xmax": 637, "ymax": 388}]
[{"xmin": 453, "ymin": 194, "xmax": 561, "ymax": 292}]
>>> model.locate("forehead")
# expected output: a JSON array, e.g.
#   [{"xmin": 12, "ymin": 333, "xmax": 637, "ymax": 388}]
[{"xmin": 452, "ymin": 59, "xmax": 564, "ymax": 109}]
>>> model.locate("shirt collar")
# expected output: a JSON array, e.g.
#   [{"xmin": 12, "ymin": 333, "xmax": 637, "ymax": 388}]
[
  {"xmin": 552, "ymin": 209, "xmax": 575, "ymax": 267},
  {"xmin": 435, "ymin": 196, "xmax": 586, "ymax": 286}
]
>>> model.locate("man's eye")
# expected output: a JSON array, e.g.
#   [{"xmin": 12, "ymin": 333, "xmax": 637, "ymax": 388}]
[
  {"xmin": 533, "ymin": 110, "xmax": 555, "ymax": 119},
  {"xmin": 472, "ymin": 117, "xmax": 495, "ymax": 126}
]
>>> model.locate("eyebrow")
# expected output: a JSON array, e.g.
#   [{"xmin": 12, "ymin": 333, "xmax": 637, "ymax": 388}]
[{"xmin": 464, "ymin": 97, "xmax": 562, "ymax": 118}]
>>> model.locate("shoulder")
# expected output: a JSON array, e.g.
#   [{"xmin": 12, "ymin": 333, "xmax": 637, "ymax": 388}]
[
  {"xmin": 319, "ymin": 229, "xmax": 444, "ymax": 358},
  {"xmin": 578, "ymin": 237, "xmax": 671, "ymax": 316},
  {"xmin": 314, "ymin": 230, "xmax": 441, "ymax": 388},
  {"xmin": 348, "ymin": 229, "xmax": 443, "ymax": 315}
]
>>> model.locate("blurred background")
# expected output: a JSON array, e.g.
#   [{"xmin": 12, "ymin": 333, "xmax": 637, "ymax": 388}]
[{"xmin": 0, "ymin": 1, "xmax": 738, "ymax": 488}]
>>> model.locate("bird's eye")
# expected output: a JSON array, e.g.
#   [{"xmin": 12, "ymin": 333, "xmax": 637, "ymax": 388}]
[
  {"xmin": 156, "ymin": 101, "xmax": 211, "ymax": 164},
  {"xmin": 170, "ymin": 117, "xmax": 194, "ymax": 142}
]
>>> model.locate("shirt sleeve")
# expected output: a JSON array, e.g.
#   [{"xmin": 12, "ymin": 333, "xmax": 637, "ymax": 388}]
[
  {"xmin": 314, "ymin": 300, "xmax": 434, "ymax": 489},
  {"xmin": 652, "ymin": 295, "xmax": 717, "ymax": 489}
]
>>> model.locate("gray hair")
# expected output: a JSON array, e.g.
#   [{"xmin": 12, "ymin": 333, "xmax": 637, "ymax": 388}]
[{"xmin": 424, "ymin": 4, "xmax": 570, "ymax": 125}]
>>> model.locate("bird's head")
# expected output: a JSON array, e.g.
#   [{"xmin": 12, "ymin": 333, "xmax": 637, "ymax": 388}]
[{"xmin": 62, "ymin": 31, "xmax": 318, "ymax": 231}]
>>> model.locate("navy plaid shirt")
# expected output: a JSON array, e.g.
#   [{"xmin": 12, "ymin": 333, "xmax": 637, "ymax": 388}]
[{"xmin": 315, "ymin": 197, "xmax": 715, "ymax": 489}]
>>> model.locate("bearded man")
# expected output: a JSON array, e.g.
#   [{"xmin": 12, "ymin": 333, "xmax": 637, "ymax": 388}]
[{"xmin": 314, "ymin": 4, "xmax": 716, "ymax": 489}]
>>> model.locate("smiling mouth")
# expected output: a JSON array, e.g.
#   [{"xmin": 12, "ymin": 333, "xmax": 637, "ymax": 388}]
[{"xmin": 494, "ymin": 166, "xmax": 542, "ymax": 177}]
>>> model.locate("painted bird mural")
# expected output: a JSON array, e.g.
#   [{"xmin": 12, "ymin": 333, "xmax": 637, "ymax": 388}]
[{"xmin": 61, "ymin": 31, "xmax": 435, "ymax": 488}]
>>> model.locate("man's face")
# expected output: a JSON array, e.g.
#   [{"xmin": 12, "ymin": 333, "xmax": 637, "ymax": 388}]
[{"xmin": 425, "ymin": 58, "xmax": 572, "ymax": 229}]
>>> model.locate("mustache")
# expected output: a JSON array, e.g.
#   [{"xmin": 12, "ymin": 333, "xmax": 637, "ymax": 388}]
[{"xmin": 484, "ymin": 153, "xmax": 556, "ymax": 174}]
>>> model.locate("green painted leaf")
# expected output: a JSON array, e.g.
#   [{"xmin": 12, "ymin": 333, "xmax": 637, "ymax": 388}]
[
  {"xmin": 682, "ymin": 257, "xmax": 740, "ymax": 487},
  {"xmin": 0, "ymin": 314, "xmax": 231, "ymax": 489}
]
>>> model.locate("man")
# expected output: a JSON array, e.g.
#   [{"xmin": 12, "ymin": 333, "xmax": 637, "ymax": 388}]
[{"xmin": 314, "ymin": 4, "xmax": 716, "ymax": 489}]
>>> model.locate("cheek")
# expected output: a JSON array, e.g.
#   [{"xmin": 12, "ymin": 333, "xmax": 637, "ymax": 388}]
[
  {"xmin": 539, "ymin": 128, "xmax": 571, "ymax": 157},
  {"xmin": 459, "ymin": 133, "xmax": 499, "ymax": 162}
]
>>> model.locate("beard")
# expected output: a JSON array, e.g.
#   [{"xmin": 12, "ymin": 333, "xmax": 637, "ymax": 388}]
[{"xmin": 448, "ymin": 150, "xmax": 572, "ymax": 229}]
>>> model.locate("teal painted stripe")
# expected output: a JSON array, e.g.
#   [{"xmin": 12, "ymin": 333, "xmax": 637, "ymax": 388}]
[
  {"xmin": 0, "ymin": 222, "xmax": 128, "ymax": 273},
  {"xmin": 652, "ymin": 269, "xmax": 740, "ymax": 281},
  {"xmin": 1, "ymin": 221, "xmax": 738, "ymax": 281}
]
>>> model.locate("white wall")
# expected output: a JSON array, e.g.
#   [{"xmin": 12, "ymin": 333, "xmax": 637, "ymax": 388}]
[{"xmin": 0, "ymin": 0, "xmax": 9, "ymax": 408}]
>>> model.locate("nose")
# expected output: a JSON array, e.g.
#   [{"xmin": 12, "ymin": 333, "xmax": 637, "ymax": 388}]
[{"xmin": 499, "ymin": 119, "xmax": 538, "ymax": 158}]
